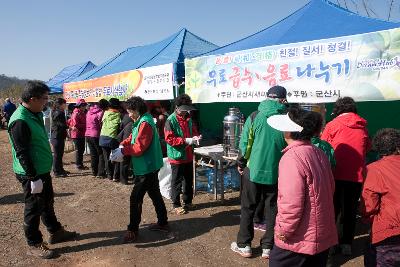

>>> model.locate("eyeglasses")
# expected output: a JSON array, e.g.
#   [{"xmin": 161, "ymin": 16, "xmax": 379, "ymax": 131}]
[{"xmin": 32, "ymin": 96, "xmax": 49, "ymax": 101}]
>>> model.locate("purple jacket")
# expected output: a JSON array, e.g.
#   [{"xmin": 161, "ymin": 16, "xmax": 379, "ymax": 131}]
[
  {"xmin": 275, "ymin": 141, "xmax": 338, "ymax": 255},
  {"xmin": 85, "ymin": 105, "xmax": 104, "ymax": 138},
  {"xmin": 69, "ymin": 108, "xmax": 86, "ymax": 139}
]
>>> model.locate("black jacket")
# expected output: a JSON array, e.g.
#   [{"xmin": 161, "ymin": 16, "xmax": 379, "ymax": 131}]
[
  {"xmin": 51, "ymin": 109, "xmax": 68, "ymax": 139},
  {"xmin": 117, "ymin": 114, "xmax": 133, "ymax": 142}
]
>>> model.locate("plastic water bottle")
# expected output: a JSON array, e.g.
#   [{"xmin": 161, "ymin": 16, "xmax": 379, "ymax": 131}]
[
  {"xmin": 207, "ymin": 169, "xmax": 214, "ymax": 193},
  {"xmin": 195, "ymin": 166, "xmax": 209, "ymax": 192},
  {"xmin": 230, "ymin": 167, "xmax": 240, "ymax": 190},
  {"xmin": 224, "ymin": 169, "xmax": 232, "ymax": 190}
]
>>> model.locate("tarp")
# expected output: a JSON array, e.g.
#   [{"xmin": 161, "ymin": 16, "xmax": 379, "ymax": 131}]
[
  {"xmin": 75, "ymin": 28, "xmax": 218, "ymax": 84},
  {"xmin": 46, "ymin": 61, "xmax": 96, "ymax": 94},
  {"xmin": 205, "ymin": 0, "xmax": 400, "ymax": 56}
]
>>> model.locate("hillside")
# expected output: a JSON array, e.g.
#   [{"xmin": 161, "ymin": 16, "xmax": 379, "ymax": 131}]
[{"xmin": 0, "ymin": 74, "xmax": 28, "ymax": 91}]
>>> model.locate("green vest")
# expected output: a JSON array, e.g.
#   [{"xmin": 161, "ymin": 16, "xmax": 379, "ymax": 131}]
[
  {"xmin": 8, "ymin": 105, "xmax": 53, "ymax": 175},
  {"xmin": 311, "ymin": 137, "xmax": 336, "ymax": 168},
  {"xmin": 166, "ymin": 113, "xmax": 192, "ymax": 160},
  {"xmin": 131, "ymin": 113, "xmax": 163, "ymax": 175}
]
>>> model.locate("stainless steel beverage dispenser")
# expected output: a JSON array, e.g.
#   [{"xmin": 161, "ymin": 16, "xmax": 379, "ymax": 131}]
[{"xmin": 223, "ymin": 107, "xmax": 244, "ymax": 157}]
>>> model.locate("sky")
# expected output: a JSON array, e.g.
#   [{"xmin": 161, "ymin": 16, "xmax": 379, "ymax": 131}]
[{"xmin": 0, "ymin": 0, "xmax": 397, "ymax": 81}]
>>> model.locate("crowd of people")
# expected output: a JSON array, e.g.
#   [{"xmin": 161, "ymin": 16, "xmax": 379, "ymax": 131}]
[
  {"xmin": 231, "ymin": 86, "xmax": 399, "ymax": 267},
  {"xmin": 6, "ymin": 81, "xmax": 400, "ymax": 266},
  {"xmin": 7, "ymin": 81, "xmax": 202, "ymax": 259},
  {"xmin": 49, "ymin": 93, "xmax": 197, "ymax": 187}
]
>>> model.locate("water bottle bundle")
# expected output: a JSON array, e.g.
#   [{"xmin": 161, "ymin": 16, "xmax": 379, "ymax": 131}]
[{"xmin": 195, "ymin": 165, "xmax": 240, "ymax": 193}]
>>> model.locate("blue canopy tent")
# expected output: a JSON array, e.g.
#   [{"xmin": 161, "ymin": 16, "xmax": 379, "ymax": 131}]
[
  {"xmin": 75, "ymin": 28, "xmax": 218, "ymax": 87},
  {"xmin": 206, "ymin": 0, "xmax": 400, "ymax": 56},
  {"xmin": 46, "ymin": 61, "xmax": 96, "ymax": 94},
  {"xmin": 197, "ymin": 0, "xmax": 400, "ymax": 143}
]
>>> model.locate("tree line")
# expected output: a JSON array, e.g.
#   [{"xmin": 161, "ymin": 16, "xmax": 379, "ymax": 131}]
[{"xmin": 0, "ymin": 74, "xmax": 29, "ymax": 100}]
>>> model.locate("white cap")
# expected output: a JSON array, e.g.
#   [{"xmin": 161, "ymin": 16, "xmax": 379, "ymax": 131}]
[{"xmin": 267, "ymin": 113, "xmax": 303, "ymax": 132}]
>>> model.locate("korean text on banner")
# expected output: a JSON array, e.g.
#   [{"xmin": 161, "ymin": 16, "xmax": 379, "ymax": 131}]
[
  {"xmin": 185, "ymin": 27, "xmax": 400, "ymax": 103},
  {"xmin": 63, "ymin": 63, "xmax": 174, "ymax": 102}
]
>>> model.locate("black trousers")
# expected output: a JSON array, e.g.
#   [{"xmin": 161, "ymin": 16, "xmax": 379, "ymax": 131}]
[
  {"xmin": 170, "ymin": 163, "xmax": 193, "ymax": 208},
  {"xmin": 237, "ymin": 167, "xmax": 277, "ymax": 249},
  {"xmin": 17, "ymin": 173, "xmax": 62, "ymax": 246},
  {"xmin": 334, "ymin": 180, "xmax": 362, "ymax": 245},
  {"xmin": 254, "ymin": 195, "xmax": 266, "ymax": 224},
  {"xmin": 86, "ymin": 137, "xmax": 105, "ymax": 176},
  {"xmin": 101, "ymin": 147, "xmax": 119, "ymax": 179},
  {"xmin": 119, "ymin": 156, "xmax": 131, "ymax": 183},
  {"xmin": 269, "ymin": 246, "xmax": 329, "ymax": 267},
  {"xmin": 51, "ymin": 138, "xmax": 65, "ymax": 174},
  {"xmin": 73, "ymin": 138, "xmax": 85, "ymax": 167},
  {"xmin": 364, "ymin": 235, "xmax": 400, "ymax": 267},
  {"xmin": 128, "ymin": 170, "xmax": 168, "ymax": 232}
]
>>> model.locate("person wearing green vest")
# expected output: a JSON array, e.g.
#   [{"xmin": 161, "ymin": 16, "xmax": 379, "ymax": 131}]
[
  {"xmin": 309, "ymin": 111, "xmax": 336, "ymax": 169},
  {"xmin": 8, "ymin": 81, "xmax": 77, "ymax": 259},
  {"xmin": 164, "ymin": 94, "xmax": 201, "ymax": 215},
  {"xmin": 231, "ymin": 86, "xmax": 287, "ymax": 260},
  {"xmin": 110, "ymin": 96, "xmax": 168, "ymax": 243}
]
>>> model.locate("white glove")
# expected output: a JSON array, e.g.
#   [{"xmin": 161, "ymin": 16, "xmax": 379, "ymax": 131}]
[
  {"xmin": 185, "ymin": 138, "xmax": 194, "ymax": 145},
  {"xmin": 118, "ymin": 145, "xmax": 124, "ymax": 149},
  {"xmin": 30, "ymin": 179, "xmax": 43, "ymax": 194},
  {"xmin": 110, "ymin": 148, "xmax": 124, "ymax": 162},
  {"xmin": 192, "ymin": 135, "xmax": 202, "ymax": 146}
]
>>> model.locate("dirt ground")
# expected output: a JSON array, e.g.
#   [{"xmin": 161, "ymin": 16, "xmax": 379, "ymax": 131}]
[{"xmin": 0, "ymin": 130, "xmax": 366, "ymax": 267}]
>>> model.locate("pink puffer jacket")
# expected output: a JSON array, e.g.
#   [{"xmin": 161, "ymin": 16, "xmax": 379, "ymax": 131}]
[
  {"xmin": 274, "ymin": 141, "xmax": 338, "ymax": 255},
  {"xmin": 69, "ymin": 108, "xmax": 86, "ymax": 139},
  {"xmin": 85, "ymin": 105, "xmax": 104, "ymax": 138}
]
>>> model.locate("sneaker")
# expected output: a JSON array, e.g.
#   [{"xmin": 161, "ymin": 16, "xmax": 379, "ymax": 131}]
[
  {"xmin": 254, "ymin": 223, "xmax": 267, "ymax": 232},
  {"xmin": 123, "ymin": 230, "xmax": 138, "ymax": 243},
  {"xmin": 48, "ymin": 227, "xmax": 78, "ymax": 244},
  {"xmin": 261, "ymin": 248, "xmax": 271, "ymax": 259},
  {"xmin": 340, "ymin": 244, "xmax": 352, "ymax": 256},
  {"xmin": 148, "ymin": 223, "xmax": 170, "ymax": 233},
  {"xmin": 230, "ymin": 242, "xmax": 252, "ymax": 258},
  {"xmin": 172, "ymin": 207, "xmax": 187, "ymax": 215},
  {"xmin": 27, "ymin": 242, "xmax": 55, "ymax": 259}
]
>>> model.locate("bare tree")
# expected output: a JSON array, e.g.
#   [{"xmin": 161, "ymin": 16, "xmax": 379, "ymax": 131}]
[
  {"xmin": 388, "ymin": 0, "xmax": 395, "ymax": 20},
  {"xmin": 335, "ymin": 0, "xmax": 399, "ymax": 21}
]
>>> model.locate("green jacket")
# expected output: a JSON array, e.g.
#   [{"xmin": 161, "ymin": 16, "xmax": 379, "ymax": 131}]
[
  {"xmin": 100, "ymin": 109, "xmax": 121, "ymax": 139},
  {"xmin": 311, "ymin": 137, "xmax": 336, "ymax": 168},
  {"xmin": 239, "ymin": 100, "xmax": 287, "ymax": 185},
  {"xmin": 8, "ymin": 105, "xmax": 53, "ymax": 175},
  {"xmin": 166, "ymin": 112, "xmax": 192, "ymax": 160},
  {"xmin": 131, "ymin": 113, "xmax": 163, "ymax": 175}
]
